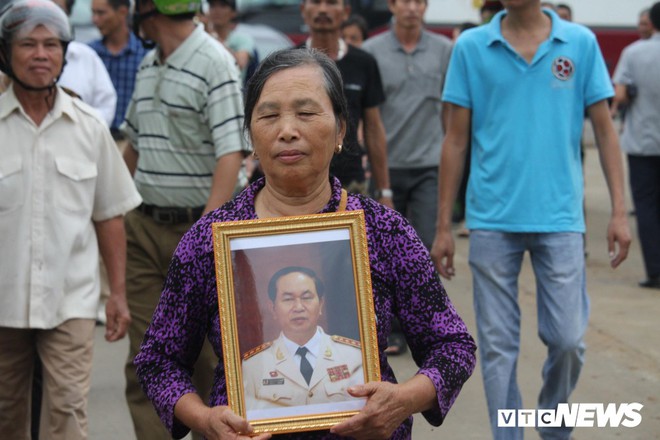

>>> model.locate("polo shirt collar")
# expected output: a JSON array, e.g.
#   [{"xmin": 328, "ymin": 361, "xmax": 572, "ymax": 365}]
[
  {"xmin": 159, "ymin": 24, "xmax": 205, "ymax": 69},
  {"xmin": 99, "ymin": 32, "xmax": 144, "ymax": 56},
  {"xmin": 385, "ymin": 27, "xmax": 430, "ymax": 53},
  {"xmin": 487, "ymin": 8, "xmax": 568, "ymax": 46},
  {"xmin": 0, "ymin": 84, "xmax": 78, "ymax": 124}
]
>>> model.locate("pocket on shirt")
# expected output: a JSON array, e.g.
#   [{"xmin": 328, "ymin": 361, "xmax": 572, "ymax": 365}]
[
  {"xmin": 54, "ymin": 157, "xmax": 98, "ymax": 214},
  {"xmin": 417, "ymin": 70, "xmax": 445, "ymax": 100},
  {"xmin": 0, "ymin": 157, "xmax": 24, "ymax": 213},
  {"xmin": 323, "ymin": 378, "xmax": 350, "ymax": 398}
]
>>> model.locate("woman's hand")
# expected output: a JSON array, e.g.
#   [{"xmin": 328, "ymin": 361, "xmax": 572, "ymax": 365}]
[
  {"xmin": 330, "ymin": 382, "xmax": 414, "ymax": 439},
  {"xmin": 175, "ymin": 394, "xmax": 270, "ymax": 440},
  {"xmin": 200, "ymin": 406, "xmax": 271, "ymax": 440},
  {"xmin": 331, "ymin": 375, "xmax": 437, "ymax": 439}
]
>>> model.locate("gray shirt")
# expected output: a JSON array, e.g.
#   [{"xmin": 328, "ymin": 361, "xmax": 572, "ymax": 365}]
[
  {"xmin": 612, "ymin": 33, "xmax": 660, "ymax": 156},
  {"xmin": 363, "ymin": 29, "xmax": 452, "ymax": 168}
]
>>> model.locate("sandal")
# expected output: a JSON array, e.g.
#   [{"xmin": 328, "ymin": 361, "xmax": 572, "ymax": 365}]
[{"xmin": 385, "ymin": 332, "xmax": 407, "ymax": 356}]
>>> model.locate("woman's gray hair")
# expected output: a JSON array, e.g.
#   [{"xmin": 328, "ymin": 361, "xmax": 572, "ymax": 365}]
[{"xmin": 243, "ymin": 48, "xmax": 348, "ymax": 138}]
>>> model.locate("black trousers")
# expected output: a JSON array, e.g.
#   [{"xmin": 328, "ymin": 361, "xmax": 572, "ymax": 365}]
[{"xmin": 628, "ymin": 154, "xmax": 660, "ymax": 279}]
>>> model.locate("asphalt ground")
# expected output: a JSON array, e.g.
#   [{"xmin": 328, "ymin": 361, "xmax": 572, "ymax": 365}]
[{"xmin": 87, "ymin": 124, "xmax": 660, "ymax": 439}]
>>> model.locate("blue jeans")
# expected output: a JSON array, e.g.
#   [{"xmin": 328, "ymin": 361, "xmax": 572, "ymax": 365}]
[{"xmin": 469, "ymin": 231, "xmax": 589, "ymax": 440}]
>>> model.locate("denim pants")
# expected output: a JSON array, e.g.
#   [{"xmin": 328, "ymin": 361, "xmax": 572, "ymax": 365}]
[{"xmin": 469, "ymin": 230, "xmax": 589, "ymax": 440}]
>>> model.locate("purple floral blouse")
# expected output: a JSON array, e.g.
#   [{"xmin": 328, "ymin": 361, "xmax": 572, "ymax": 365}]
[{"xmin": 134, "ymin": 177, "xmax": 476, "ymax": 439}]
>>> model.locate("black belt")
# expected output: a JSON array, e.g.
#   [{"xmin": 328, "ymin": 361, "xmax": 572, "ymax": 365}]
[{"xmin": 138, "ymin": 204, "xmax": 204, "ymax": 225}]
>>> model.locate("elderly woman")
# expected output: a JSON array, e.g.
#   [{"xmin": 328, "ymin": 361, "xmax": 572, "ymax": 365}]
[{"xmin": 134, "ymin": 48, "xmax": 476, "ymax": 440}]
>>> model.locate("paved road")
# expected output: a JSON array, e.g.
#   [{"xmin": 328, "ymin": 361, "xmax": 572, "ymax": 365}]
[{"xmin": 88, "ymin": 134, "xmax": 660, "ymax": 439}]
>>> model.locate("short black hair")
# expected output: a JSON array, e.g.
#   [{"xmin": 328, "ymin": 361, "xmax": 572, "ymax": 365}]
[
  {"xmin": 651, "ymin": 2, "xmax": 660, "ymax": 30},
  {"xmin": 208, "ymin": 0, "xmax": 235, "ymax": 10},
  {"xmin": 556, "ymin": 3, "xmax": 572, "ymax": 16},
  {"xmin": 341, "ymin": 14, "xmax": 368, "ymax": 42},
  {"xmin": 267, "ymin": 266, "xmax": 325, "ymax": 302},
  {"xmin": 106, "ymin": 0, "xmax": 131, "ymax": 10},
  {"xmin": 243, "ymin": 48, "xmax": 348, "ymax": 144},
  {"xmin": 480, "ymin": 0, "xmax": 503, "ymax": 13}
]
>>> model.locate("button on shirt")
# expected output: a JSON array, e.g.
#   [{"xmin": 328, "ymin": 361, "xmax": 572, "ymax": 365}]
[{"xmin": 0, "ymin": 85, "xmax": 142, "ymax": 329}]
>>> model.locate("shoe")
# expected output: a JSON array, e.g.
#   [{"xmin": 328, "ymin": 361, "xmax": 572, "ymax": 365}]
[
  {"xmin": 385, "ymin": 333, "xmax": 407, "ymax": 356},
  {"xmin": 638, "ymin": 277, "xmax": 660, "ymax": 289}
]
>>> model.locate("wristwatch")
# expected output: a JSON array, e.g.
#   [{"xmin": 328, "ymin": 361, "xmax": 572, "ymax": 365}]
[{"xmin": 374, "ymin": 188, "xmax": 393, "ymax": 199}]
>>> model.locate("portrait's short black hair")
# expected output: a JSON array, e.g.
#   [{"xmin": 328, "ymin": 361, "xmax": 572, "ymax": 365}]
[
  {"xmin": 267, "ymin": 266, "xmax": 325, "ymax": 302},
  {"xmin": 243, "ymin": 48, "xmax": 348, "ymax": 141}
]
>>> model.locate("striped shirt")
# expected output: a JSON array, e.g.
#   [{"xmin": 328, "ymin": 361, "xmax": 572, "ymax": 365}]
[
  {"xmin": 89, "ymin": 33, "xmax": 148, "ymax": 131},
  {"xmin": 121, "ymin": 25, "xmax": 248, "ymax": 207}
]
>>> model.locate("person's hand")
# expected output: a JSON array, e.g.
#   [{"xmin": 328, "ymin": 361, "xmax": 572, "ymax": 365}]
[
  {"xmin": 430, "ymin": 229, "xmax": 456, "ymax": 279},
  {"xmin": 104, "ymin": 292, "xmax": 131, "ymax": 342},
  {"xmin": 607, "ymin": 213, "xmax": 631, "ymax": 268},
  {"xmin": 330, "ymin": 382, "xmax": 412, "ymax": 439},
  {"xmin": 200, "ymin": 406, "xmax": 271, "ymax": 440}
]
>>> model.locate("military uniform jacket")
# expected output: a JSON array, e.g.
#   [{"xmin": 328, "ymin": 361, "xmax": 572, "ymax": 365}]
[{"xmin": 242, "ymin": 328, "xmax": 364, "ymax": 410}]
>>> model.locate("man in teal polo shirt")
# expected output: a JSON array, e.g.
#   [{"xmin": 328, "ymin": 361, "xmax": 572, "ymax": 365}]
[{"xmin": 431, "ymin": 1, "xmax": 631, "ymax": 439}]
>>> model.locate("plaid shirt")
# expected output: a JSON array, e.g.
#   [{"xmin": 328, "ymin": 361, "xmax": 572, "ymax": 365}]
[{"xmin": 89, "ymin": 33, "xmax": 147, "ymax": 131}]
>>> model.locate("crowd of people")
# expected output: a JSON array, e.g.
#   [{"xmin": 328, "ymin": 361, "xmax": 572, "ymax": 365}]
[{"xmin": 0, "ymin": 0, "xmax": 658, "ymax": 439}]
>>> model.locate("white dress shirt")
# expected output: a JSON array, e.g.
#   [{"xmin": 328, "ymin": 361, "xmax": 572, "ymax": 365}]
[
  {"xmin": 59, "ymin": 41, "xmax": 117, "ymax": 127},
  {"xmin": 0, "ymin": 85, "xmax": 141, "ymax": 329}
]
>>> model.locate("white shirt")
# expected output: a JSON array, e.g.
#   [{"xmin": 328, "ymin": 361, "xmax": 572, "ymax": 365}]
[
  {"xmin": 59, "ymin": 41, "xmax": 117, "ymax": 127},
  {"xmin": 0, "ymin": 85, "xmax": 142, "ymax": 329},
  {"xmin": 281, "ymin": 327, "xmax": 323, "ymax": 369}
]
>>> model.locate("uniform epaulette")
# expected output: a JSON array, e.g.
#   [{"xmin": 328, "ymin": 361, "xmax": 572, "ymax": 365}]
[
  {"xmin": 242, "ymin": 341, "xmax": 273, "ymax": 360},
  {"xmin": 331, "ymin": 335, "xmax": 361, "ymax": 349}
]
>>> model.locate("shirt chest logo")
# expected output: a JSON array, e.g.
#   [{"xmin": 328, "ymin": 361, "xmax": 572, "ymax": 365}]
[{"xmin": 551, "ymin": 56, "xmax": 575, "ymax": 81}]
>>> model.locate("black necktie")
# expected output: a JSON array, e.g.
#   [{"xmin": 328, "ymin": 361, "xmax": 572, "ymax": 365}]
[{"xmin": 296, "ymin": 346, "xmax": 313, "ymax": 385}]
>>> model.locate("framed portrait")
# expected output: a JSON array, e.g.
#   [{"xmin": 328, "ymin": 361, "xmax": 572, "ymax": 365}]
[{"xmin": 213, "ymin": 210, "xmax": 380, "ymax": 435}]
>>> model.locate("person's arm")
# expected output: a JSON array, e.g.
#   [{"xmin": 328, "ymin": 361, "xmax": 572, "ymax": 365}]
[
  {"xmin": 430, "ymin": 103, "xmax": 471, "ymax": 279},
  {"xmin": 174, "ymin": 393, "xmax": 270, "ymax": 440},
  {"xmin": 335, "ymin": 202, "xmax": 476, "ymax": 438},
  {"xmin": 587, "ymin": 99, "xmax": 631, "ymax": 268},
  {"xmin": 230, "ymin": 49, "xmax": 252, "ymax": 70},
  {"xmin": 441, "ymin": 101, "xmax": 450, "ymax": 133},
  {"xmin": 610, "ymin": 83, "xmax": 629, "ymax": 119},
  {"xmin": 362, "ymin": 106, "xmax": 393, "ymax": 208},
  {"xmin": 123, "ymin": 142, "xmax": 139, "ymax": 176},
  {"xmin": 332, "ymin": 375, "xmax": 436, "ymax": 439},
  {"xmin": 204, "ymin": 151, "xmax": 244, "ymax": 214},
  {"xmin": 94, "ymin": 215, "xmax": 131, "ymax": 342}
]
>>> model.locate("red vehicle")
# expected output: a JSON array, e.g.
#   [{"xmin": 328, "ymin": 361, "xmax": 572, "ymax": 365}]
[
  {"xmin": 236, "ymin": 0, "xmax": 645, "ymax": 75},
  {"xmin": 423, "ymin": 0, "xmax": 646, "ymax": 75}
]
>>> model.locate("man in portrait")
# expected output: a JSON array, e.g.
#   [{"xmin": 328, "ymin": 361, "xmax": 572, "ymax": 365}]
[{"xmin": 242, "ymin": 266, "xmax": 364, "ymax": 410}]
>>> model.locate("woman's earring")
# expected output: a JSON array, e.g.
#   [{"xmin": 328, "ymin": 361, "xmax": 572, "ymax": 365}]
[{"xmin": 335, "ymin": 144, "xmax": 343, "ymax": 154}]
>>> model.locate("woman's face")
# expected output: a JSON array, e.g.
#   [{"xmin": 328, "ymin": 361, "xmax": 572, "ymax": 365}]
[{"xmin": 250, "ymin": 65, "xmax": 345, "ymax": 190}]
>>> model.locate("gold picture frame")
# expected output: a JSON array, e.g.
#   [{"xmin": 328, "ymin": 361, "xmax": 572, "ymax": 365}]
[{"xmin": 212, "ymin": 210, "xmax": 380, "ymax": 435}]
